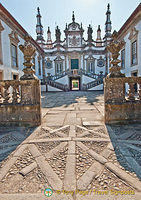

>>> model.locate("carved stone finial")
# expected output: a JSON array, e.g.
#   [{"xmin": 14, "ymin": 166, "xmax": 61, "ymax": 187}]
[
  {"xmin": 98, "ymin": 25, "xmax": 101, "ymax": 31},
  {"xmin": 72, "ymin": 11, "xmax": 75, "ymax": 22},
  {"xmin": 19, "ymin": 34, "xmax": 37, "ymax": 80},
  {"xmin": 37, "ymin": 7, "xmax": 40, "ymax": 14},
  {"xmin": 47, "ymin": 27, "xmax": 51, "ymax": 33},
  {"xmin": 107, "ymin": 30, "xmax": 125, "ymax": 78}
]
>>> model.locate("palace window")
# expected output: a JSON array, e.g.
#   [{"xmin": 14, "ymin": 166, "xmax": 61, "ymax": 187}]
[
  {"xmin": 71, "ymin": 59, "xmax": 79, "ymax": 70},
  {"xmin": 55, "ymin": 62, "xmax": 63, "ymax": 74},
  {"xmin": 86, "ymin": 55, "xmax": 95, "ymax": 73},
  {"xmin": 9, "ymin": 31, "xmax": 19, "ymax": 69},
  {"xmin": 13, "ymin": 73, "xmax": 19, "ymax": 80},
  {"xmin": 131, "ymin": 40, "xmax": 137, "ymax": 65},
  {"xmin": 54, "ymin": 56, "xmax": 64, "ymax": 74},
  {"xmin": 11, "ymin": 44, "xmax": 18, "ymax": 68},
  {"xmin": 121, "ymin": 49, "xmax": 125, "ymax": 68},
  {"xmin": 87, "ymin": 61, "xmax": 95, "ymax": 73},
  {"xmin": 38, "ymin": 59, "xmax": 41, "ymax": 75}
]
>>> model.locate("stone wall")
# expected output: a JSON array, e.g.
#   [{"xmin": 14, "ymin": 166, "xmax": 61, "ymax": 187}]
[{"xmin": 0, "ymin": 79, "xmax": 41, "ymax": 126}]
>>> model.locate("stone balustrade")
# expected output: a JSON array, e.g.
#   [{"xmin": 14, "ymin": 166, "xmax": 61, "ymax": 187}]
[
  {"xmin": 0, "ymin": 79, "xmax": 41, "ymax": 126},
  {"xmin": 0, "ymin": 34, "xmax": 41, "ymax": 127},
  {"xmin": 104, "ymin": 77, "xmax": 141, "ymax": 103},
  {"xmin": 104, "ymin": 76, "xmax": 141, "ymax": 124},
  {"xmin": 104, "ymin": 31, "xmax": 141, "ymax": 124}
]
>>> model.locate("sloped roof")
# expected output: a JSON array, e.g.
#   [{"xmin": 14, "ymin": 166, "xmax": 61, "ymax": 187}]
[{"xmin": 0, "ymin": 3, "xmax": 44, "ymax": 54}]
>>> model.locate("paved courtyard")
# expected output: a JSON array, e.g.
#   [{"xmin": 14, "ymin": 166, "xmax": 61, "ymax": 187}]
[{"xmin": 0, "ymin": 91, "xmax": 141, "ymax": 200}]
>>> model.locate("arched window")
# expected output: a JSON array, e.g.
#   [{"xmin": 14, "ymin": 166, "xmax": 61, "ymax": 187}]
[
  {"xmin": 54, "ymin": 56, "xmax": 64, "ymax": 74},
  {"xmin": 86, "ymin": 55, "xmax": 95, "ymax": 73}
]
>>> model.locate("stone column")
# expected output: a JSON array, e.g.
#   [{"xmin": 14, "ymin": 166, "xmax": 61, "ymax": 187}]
[
  {"xmin": 65, "ymin": 55, "xmax": 67, "ymax": 71},
  {"xmin": 104, "ymin": 31, "xmax": 126, "ymax": 124},
  {"xmin": 128, "ymin": 82, "xmax": 135, "ymax": 101},
  {"xmin": 42, "ymin": 55, "xmax": 46, "ymax": 81},
  {"xmin": 19, "ymin": 34, "xmax": 41, "ymax": 126},
  {"xmin": 138, "ymin": 83, "xmax": 141, "ymax": 100}
]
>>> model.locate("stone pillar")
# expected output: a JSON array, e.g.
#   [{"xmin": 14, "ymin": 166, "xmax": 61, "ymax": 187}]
[
  {"xmin": 138, "ymin": 83, "xmax": 141, "ymax": 100},
  {"xmin": 65, "ymin": 55, "xmax": 67, "ymax": 71},
  {"xmin": 128, "ymin": 82, "xmax": 135, "ymax": 101},
  {"xmin": 83, "ymin": 54, "xmax": 85, "ymax": 70},
  {"xmin": 104, "ymin": 31, "xmax": 126, "ymax": 124},
  {"xmin": 42, "ymin": 55, "xmax": 46, "ymax": 81},
  {"xmin": 104, "ymin": 77, "xmax": 125, "ymax": 103},
  {"xmin": 19, "ymin": 34, "xmax": 41, "ymax": 126}
]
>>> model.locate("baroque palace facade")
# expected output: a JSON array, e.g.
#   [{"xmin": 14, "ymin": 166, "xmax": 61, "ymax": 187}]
[
  {"xmin": 0, "ymin": 3, "xmax": 141, "ymax": 91},
  {"xmin": 37, "ymin": 5, "xmax": 112, "ymax": 91}
]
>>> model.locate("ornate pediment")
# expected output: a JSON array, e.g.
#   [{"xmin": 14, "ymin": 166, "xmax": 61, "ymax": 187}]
[
  {"xmin": 0, "ymin": 20, "xmax": 4, "ymax": 32},
  {"xmin": 54, "ymin": 55, "xmax": 64, "ymax": 62},
  {"xmin": 69, "ymin": 35, "xmax": 81, "ymax": 47},
  {"xmin": 67, "ymin": 22, "xmax": 81, "ymax": 32},
  {"xmin": 9, "ymin": 31, "xmax": 20, "ymax": 44},
  {"xmin": 128, "ymin": 27, "xmax": 138, "ymax": 40},
  {"xmin": 86, "ymin": 55, "xmax": 95, "ymax": 61}
]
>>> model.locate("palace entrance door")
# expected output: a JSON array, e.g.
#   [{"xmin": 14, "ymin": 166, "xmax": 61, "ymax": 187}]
[{"xmin": 70, "ymin": 77, "xmax": 81, "ymax": 91}]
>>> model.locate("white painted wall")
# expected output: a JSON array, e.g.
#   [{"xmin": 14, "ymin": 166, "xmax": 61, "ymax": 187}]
[
  {"xmin": 0, "ymin": 19, "xmax": 43, "ymax": 81},
  {"xmin": 120, "ymin": 20, "xmax": 141, "ymax": 77},
  {"xmin": 0, "ymin": 20, "xmax": 24, "ymax": 80}
]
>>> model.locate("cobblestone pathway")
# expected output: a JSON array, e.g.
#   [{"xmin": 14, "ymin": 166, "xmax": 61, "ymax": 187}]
[{"xmin": 0, "ymin": 91, "xmax": 141, "ymax": 200}]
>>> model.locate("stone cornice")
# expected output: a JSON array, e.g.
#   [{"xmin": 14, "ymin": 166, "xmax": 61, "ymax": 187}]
[
  {"xmin": 45, "ymin": 49, "xmax": 106, "ymax": 57},
  {"xmin": 0, "ymin": 4, "xmax": 44, "ymax": 54}
]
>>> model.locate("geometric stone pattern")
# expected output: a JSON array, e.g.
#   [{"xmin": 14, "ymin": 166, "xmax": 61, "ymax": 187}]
[{"xmin": 0, "ymin": 91, "xmax": 141, "ymax": 199}]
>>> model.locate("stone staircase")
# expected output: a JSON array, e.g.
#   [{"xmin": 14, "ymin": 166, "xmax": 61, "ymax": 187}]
[
  {"xmin": 46, "ymin": 79, "xmax": 69, "ymax": 91},
  {"xmin": 47, "ymin": 69, "xmax": 69, "ymax": 81},
  {"xmin": 82, "ymin": 77, "xmax": 104, "ymax": 90},
  {"xmin": 42, "ymin": 69, "xmax": 105, "ymax": 91},
  {"xmin": 80, "ymin": 69, "xmax": 103, "ymax": 80}
]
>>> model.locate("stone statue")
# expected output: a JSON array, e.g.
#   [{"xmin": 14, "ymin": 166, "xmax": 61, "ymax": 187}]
[
  {"xmin": 55, "ymin": 26, "xmax": 61, "ymax": 43},
  {"xmin": 87, "ymin": 24, "xmax": 93, "ymax": 42}
]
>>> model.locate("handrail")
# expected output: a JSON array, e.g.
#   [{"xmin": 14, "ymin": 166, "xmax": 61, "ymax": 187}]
[
  {"xmin": 46, "ymin": 79, "xmax": 69, "ymax": 91},
  {"xmin": 82, "ymin": 77, "xmax": 105, "ymax": 90}
]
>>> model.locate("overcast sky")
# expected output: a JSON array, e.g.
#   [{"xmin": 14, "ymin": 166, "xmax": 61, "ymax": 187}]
[{"xmin": 0, "ymin": 0, "xmax": 140, "ymax": 41}]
